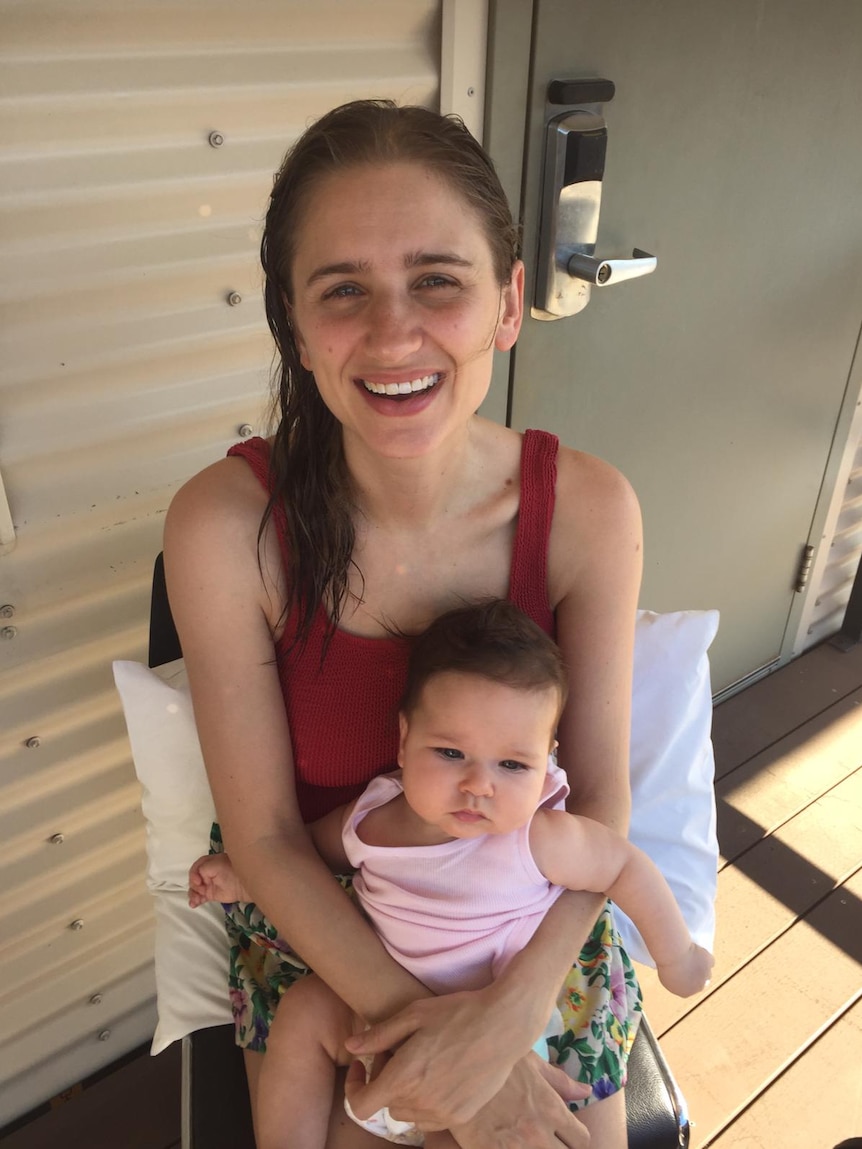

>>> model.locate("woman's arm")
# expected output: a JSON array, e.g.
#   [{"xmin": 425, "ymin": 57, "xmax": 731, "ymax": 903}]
[
  {"xmin": 164, "ymin": 461, "xmax": 430, "ymax": 1022},
  {"xmin": 468, "ymin": 448, "xmax": 643, "ymax": 1028}
]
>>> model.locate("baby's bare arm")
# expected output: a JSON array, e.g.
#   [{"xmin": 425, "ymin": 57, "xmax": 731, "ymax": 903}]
[{"xmin": 531, "ymin": 809, "xmax": 713, "ymax": 996}]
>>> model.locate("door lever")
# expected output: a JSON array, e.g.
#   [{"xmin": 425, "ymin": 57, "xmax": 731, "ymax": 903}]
[
  {"xmin": 532, "ymin": 84, "xmax": 658, "ymax": 320},
  {"xmin": 567, "ymin": 249, "xmax": 657, "ymax": 286}
]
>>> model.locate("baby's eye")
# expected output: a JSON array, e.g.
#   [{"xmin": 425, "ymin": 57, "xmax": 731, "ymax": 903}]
[
  {"xmin": 434, "ymin": 747, "xmax": 464, "ymax": 761},
  {"xmin": 499, "ymin": 760, "xmax": 528, "ymax": 772}
]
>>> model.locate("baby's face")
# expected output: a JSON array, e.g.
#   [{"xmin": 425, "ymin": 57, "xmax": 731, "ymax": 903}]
[{"xmin": 397, "ymin": 672, "xmax": 560, "ymax": 840}]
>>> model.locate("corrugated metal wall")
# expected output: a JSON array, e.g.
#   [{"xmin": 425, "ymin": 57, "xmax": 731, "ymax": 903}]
[{"xmin": 0, "ymin": 0, "xmax": 440, "ymax": 1124}]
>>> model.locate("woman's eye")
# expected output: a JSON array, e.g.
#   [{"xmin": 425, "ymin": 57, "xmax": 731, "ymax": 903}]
[
  {"xmin": 435, "ymin": 747, "xmax": 463, "ymax": 760},
  {"xmin": 499, "ymin": 760, "xmax": 528, "ymax": 772},
  {"xmin": 418, "ymin": 274, "xmax": 457, "ymax": 290},
  {"xmin": 323, "ymin": 283, "xmax": 361, "ymax": 300}
]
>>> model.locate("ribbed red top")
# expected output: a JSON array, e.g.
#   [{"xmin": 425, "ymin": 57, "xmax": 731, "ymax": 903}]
[{"xmin": 227, "ymin": 430, "xmax": 558, "ymax": 822}]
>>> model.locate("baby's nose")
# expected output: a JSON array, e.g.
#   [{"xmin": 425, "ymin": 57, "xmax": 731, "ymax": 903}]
[{"xmin": 460, "ymin": 762, "xmax": 494, "ymax": 796}]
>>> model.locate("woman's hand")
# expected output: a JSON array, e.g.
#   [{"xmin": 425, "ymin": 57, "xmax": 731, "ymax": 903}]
[
  {"xmin": 342, "ymin": 989, "xmax": 590, "ymax": 1136},
  {"xmin": 449, "ymin": 1056, "xmax": 591, "ymax": 1149},
  {"xmin": 344, "ymin": 1049, "xmax": 590, "ymax": 1148}
]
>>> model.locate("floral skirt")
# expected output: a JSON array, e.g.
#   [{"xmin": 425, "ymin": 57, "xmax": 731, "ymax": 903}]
[{"xmin": 210, "ymin": 824, "xmax": 643, "ymax": 1108}]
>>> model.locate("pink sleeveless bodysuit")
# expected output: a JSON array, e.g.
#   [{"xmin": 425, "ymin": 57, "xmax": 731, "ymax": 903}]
[{"xmin": 342, "ymin": 762, "xmax": 570, "ymax": 994}]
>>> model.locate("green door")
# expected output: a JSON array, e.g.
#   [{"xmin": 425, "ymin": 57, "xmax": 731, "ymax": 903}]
[{"xmin": 499, "ymin": 0, "xmax": 862, "ymax": 693}]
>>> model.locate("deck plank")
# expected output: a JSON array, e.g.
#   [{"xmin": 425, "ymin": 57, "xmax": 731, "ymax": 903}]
[
  {"xmin": 716, "ymin": 690, "xmax": 862, "ymax": 862},
  {"xmin": 657, "ymin": 869, "xmax": 862, "ymax": 1147},
  {"xmin": 637, "ymin": 769, "xmax": 862, "ymax": 1034},
  {"xmin": 712, "ymin": 641, "xmax": 862, "ymax": 775},
  {"xmin": 706, "ymin": 997, "xmax": 862, "ymax": 1149}
]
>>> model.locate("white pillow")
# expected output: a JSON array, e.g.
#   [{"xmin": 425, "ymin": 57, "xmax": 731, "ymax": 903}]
[
  {"xmin": 619, "ymin": 609, "xmax": 719, "ymax": 966},
  {"xmin": 113, "ymin": 608, "xmax": 719, "ymax": 1049},
  {"xmin": 113, "ymin": 658, "xmax": 231, "ymax": 1053},
  {"xmin": 151, "ymin": 891, "xmax": 232, "ymax": 1053},
  {"xmin": 113, "ymin": 658, "xmax": 215, "ymax": 892}
]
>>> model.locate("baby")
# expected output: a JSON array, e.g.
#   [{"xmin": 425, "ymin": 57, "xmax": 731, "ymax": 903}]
[{"xmin": 190, "ymin": 600, "xmax": 714, "ymax": 1148}]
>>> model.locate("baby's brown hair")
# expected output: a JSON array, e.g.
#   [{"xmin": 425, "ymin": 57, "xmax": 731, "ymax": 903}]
[{"xmin": 401, "ymin": 600, "xmax": 568, "ymax": 720}]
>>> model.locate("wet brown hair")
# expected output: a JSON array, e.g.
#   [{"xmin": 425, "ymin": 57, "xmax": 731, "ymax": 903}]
[
  {"xmin": 259, "ymin": 100, "xmax": 520, "ymax": 651},
  {"xmin": 400, "ymin": 600, "xmax": 568, "ymax": 721}
]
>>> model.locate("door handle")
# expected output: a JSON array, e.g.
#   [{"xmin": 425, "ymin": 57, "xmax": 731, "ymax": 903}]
[
  {"xmin": 567, "ymin": 249, "xmax": 657, "ymax": 286},
  {"xmin": 532, "ymin": 82, "xmax": 657, "ymax": 320}
]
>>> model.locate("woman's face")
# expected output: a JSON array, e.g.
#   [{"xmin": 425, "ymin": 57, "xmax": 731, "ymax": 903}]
[{"xmin": 287, "ymin": 162, "xmax": 524, "ymax": 462}]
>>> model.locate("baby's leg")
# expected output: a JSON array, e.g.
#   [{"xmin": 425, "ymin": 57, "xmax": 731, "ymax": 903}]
[
  {"xmin": 187, "ymin": 852, "xmax": 248, "ymax": 907},
  {"xmin": 576, "ymin": 1088, "xmax": 626, "ymax": 1148},
  {"xmin": 255, "ymin": 974, "xmax": 354, "ymax": 1149}
]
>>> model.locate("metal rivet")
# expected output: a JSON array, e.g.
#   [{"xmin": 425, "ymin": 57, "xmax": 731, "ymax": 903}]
[
  {"xmin": 1, "ymin": 626, "xmax": 17, "ymax": 640},
  {"xmin": 89, "ymin": 994, "xmax": 103, "ymax": 1006},
  {"xmin": 26, "ymin": 736, "xmax": 41, "ymax": 749},
  {"xmin": 49, "ymin": 833, "xmax": 65, "ymax": 845},
  {"xmin": 227, "ymin": 291, "xmax": 242, "ymax": 306},
  {"xmin": 98, "ymin": 1030, "xmax": 111, "ymax": 1041},
  {"xmin": 0, "ymin": 604, "xmax": 14, "ymax": 619},
  {"xmin": 238, "ymin": 424, "xmax": 254, "ymax": 439},
  {"xmin": 209, "ymin": 131, "xmax": 225, "ymax": 148},
  {"xmin": 70, "ymin": 919, "xmax": 84, "ymax": 931}
]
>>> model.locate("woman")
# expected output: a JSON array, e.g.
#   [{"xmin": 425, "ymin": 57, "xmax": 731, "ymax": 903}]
[{"xmin": 164, "ymin": 100, "xmax": 643, "ymax": 1149}]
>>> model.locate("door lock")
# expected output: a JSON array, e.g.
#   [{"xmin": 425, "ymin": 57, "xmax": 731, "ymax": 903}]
[{"xmin": 532, "ymin": 80, "xmax": 657, "ymax": 320}]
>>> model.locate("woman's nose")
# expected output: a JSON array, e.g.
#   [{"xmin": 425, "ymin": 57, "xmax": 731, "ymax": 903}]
[{"xmin": 364, "ymin": 293, "xmax": 422, "ymax": 362}]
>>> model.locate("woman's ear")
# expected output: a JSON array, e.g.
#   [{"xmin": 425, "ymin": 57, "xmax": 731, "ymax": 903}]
[
  {"xmin": 397, "ymin": 712, "xmax": 409, "ymax": 768},
  {"xmin": 494, "ymin": 260, "xmax": 525, "ymax": 353}
]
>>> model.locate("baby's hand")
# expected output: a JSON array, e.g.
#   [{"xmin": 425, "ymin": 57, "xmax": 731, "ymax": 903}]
[
  {"xmin": 187, "ymin": 853, "xmax": 247, "ymax": 908},
  {"xmin": 657, "ymin": 943, "xmax": 714, "ymax": 998}
]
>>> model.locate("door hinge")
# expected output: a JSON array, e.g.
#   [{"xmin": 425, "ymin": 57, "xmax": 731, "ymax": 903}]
[{"xmin": 795, "ymin": 543, "xmax": 815, "ymax": 593}]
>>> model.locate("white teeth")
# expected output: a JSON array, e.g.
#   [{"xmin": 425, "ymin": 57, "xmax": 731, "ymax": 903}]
[{"xmin": 362, "ymin": 373, "xmax": 439, "ymax": 396}]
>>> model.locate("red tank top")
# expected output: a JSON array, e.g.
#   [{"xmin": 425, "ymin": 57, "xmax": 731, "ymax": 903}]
[{"xmin": 227, "ymin": 430, "xmax": 559, "ymax": 822}]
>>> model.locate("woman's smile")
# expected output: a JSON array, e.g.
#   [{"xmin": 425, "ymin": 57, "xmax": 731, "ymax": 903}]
[{"xmin": 358, "ymin": 371, "xmax": 440, "ymax": 397}]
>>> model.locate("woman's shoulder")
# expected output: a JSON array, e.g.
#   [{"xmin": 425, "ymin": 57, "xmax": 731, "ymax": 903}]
[
  {"xmin": 548, "ymin": 443, "xmax": 642, "ymax": 603},
  {"xmin": 555, "ymin": 443, "xmax": 639, "ymax": 513},
  {"xmin": 166, "ymin": 453, "xmax": 268, "ymax": 541},
  {"xmin": 164, "ymin": 451, "xmax": 288, "ymax": 636},
  {"xmin": 163, "ymin": 451, "xmax": 279, "ymax": 603}
]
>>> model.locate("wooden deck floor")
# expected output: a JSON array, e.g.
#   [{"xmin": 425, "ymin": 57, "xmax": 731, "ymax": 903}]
[
  {"xmin": 637, "ymin": 637, "xmax": 862, "ymax": 1147},
  {"xmin": 3, "ymin": 638, "xmax": 861, "ymax": 1149}
]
